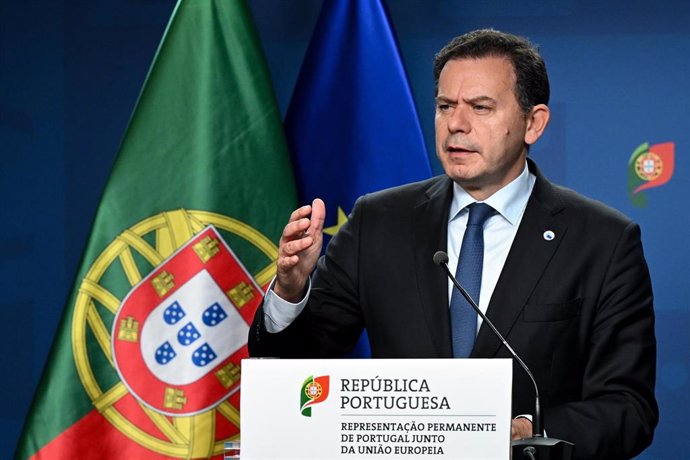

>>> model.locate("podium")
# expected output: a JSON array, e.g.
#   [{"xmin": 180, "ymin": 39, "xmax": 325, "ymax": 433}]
[{"xmin": 240, "ymin": 358, "xmax": 512, "ymax": 459}]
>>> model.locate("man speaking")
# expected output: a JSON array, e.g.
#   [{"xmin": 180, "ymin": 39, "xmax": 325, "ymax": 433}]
[{"xmin": 249, "ymin": 29, "xmax": 658, "ymax": 459}]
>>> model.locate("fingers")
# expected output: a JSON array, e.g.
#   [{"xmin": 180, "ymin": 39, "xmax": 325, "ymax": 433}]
[
  {"xmin": 280, "ymin": 232, "xmax": 314, "ymax": 257},
  {"xmin": 288, "ymin": 203, "xmax": 314, "ymax": 224},
  {"xmin": 309, "ymin": 198, "xmax": 326, "ymax": 235},
  {"xmin": 278, "ymin": 199, "xmax": 327, "ymax": 261},
  {"xmin": 282, "ymin": 217, "xmax": 310, "ymax": 242},
  {"xmin": 281, "ymin": 198, "xmax": 327, "ymax": 247},
  {"xmin": 511, "ymin": 418, "xmax": 533, "ymax": 440},
  {"xmin": 276, "ymin": 253, "xmax": 300, "ymax": 272}
]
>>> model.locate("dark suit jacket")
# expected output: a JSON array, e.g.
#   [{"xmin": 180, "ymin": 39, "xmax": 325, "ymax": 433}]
[{"xmin": 249, "ymin": 159, "xmax": 658, "ymax": 459}]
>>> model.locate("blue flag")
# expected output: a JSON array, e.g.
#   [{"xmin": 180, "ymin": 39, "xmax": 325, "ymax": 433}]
[{"xmin": 285, "ymin": 0, "xmax": 432, "ymax": 357}]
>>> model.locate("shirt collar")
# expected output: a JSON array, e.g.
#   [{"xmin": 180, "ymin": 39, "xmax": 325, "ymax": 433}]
[{"xmin": 449, "ymin": 161, "xmax": 535, "ymax": 225}]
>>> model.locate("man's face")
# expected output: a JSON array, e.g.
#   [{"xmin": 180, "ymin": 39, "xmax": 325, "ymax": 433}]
[{"xmin": 435, "ymin": 56, "xmax": 547, "ymax": 200}]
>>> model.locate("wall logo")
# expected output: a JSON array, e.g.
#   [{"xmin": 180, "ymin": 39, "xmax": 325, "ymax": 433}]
[
  {"xmin": 628, "ymin": 142, "xmax": 675, "ymax": 207},
  {"xmin": 300, "ymin": 375, "xmax": 330, "ymax": 417}
]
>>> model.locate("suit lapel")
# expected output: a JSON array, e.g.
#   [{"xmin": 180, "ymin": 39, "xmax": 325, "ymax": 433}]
[
  {"xmin": 412, "ymin": 177, "xmax": 454, "ymax": 357},
  {"xmin": 472, "ymin": 161, "xmax": 568, "ymax": 358}
]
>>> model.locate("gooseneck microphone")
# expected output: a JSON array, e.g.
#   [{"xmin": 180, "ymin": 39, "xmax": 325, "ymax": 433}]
[
  {"xmin": 433, "ymin": 251, "xmax": 574, "ymax": 459},
  {"xmin": 433, "ymin": 251, "xmax": 543, "ymax": 437}
]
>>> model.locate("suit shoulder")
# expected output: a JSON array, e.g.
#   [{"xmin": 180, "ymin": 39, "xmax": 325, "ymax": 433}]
[
  {"xmin": 550, "ymin": 183, "xmax": 636, "ymax": 229},
  {"xmin": 359, "ymin": 175, "xmax": 450, "ymax": 206}
]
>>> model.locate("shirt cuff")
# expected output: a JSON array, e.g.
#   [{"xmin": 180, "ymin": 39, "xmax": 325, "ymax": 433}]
[
  {"xmin": 514, "ymin": 414, "xmax": 545, "ymax": 436},
  {"xmin": 262, "ymin": 277, "xmax": 311, "ymax": 333}
]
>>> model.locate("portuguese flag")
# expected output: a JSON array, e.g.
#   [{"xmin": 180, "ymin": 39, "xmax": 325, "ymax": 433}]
[{"xmin": 15, "ymin": 1, "xmax": 297, "ymax": 459}]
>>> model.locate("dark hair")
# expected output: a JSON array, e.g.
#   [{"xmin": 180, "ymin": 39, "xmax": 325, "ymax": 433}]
[{"xmin": 433, "ymin": 29, "xmax": 550, "ymax": 113}]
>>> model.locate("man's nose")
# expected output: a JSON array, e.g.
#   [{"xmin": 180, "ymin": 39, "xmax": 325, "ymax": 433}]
[{"xmin": 447, "ymin": 106, "xmax": 471, "ymax": 134}]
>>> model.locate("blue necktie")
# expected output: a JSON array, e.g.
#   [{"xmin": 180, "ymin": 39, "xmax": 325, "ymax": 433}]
[{"xmin": 450, "ymin": 202, "xmax": 494, "ymax": 358}]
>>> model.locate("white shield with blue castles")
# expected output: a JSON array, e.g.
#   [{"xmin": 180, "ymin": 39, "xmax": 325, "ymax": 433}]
[
  {"xmin": 112, "ymin": 226, "xmax": 263, "ymax": 416},
  {"xmin": 140, "ymin": 269, "xmax": 248, "ymax": 386}
]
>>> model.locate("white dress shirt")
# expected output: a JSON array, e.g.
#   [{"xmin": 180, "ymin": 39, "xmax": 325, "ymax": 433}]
[{"xmin": 447, "ymin": 162, "xmax": 535, "ymax": 330}]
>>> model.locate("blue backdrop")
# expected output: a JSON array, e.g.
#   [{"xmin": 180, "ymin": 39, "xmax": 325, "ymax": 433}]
[{"xmin": 1, "ymin": 1, "xmax": 688, "ymax": 458}]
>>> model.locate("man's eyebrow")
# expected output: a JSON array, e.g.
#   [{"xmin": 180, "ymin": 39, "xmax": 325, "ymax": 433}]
[
  {"xmin": 464, "ymin": 95, "xmax": 496, "ymax": 105},
  {"xmin": 434, "ymin": 95, "xmax": 455, "ymax": 103},
  {"xmin": 435, "ymin": 95, "xmax": 498, "ymax": 105}
]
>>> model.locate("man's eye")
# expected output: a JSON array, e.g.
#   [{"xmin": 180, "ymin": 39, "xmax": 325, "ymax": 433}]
[
  {"xmin": 473, "ymin": 105, "xmax": 490, "ymax": 112},
  {"xmin": 437, "ymin": 104, "xmax": 452, "ymax": 112}
]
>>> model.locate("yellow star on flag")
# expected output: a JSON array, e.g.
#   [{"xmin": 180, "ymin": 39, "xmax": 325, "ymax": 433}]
[{"xmin": 324, "ymin": 206, "xmax": 349, "ymax": 236}]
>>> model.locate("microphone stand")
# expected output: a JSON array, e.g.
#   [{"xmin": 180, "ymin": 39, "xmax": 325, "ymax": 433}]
[{"xmin": 433, "ymin": 251, "xmax": 574, "ymax": 459}]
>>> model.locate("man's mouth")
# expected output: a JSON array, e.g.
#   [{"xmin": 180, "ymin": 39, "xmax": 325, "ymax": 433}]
[
  {"xmin": 448, "ymin": 146, "xmax": 472, "ymax": 153},
  {"xmin": 446, "ymin": 144, "xmax": 478, "ymax": 155},
  {"xmin": 444, "ymin": 137, "xmax": 479, "ymax": 154}
]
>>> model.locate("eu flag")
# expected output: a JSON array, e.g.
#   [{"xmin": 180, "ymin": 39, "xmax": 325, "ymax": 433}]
[{"xmin": 285, "ymin": 0, "xmax": 432, "ymax": 357}]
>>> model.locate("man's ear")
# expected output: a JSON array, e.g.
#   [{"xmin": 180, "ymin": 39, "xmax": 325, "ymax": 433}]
[{"xmin": 524, "ymin": 104, "xmax": 550, "ymax": 146}]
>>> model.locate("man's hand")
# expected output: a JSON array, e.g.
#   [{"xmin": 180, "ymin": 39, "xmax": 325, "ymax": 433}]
[
  {"xmin": 511, "ymin": 417, "xmax": 533, "ymax": 440},
  {"xmin": 274, "ymin": 198, "xmax": 326, "ymax": 303}
]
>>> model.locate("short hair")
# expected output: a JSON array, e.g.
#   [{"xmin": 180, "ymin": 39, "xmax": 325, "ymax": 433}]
[{"xmin": 433, "ymin": 29, "xmax": 550, "ymax": 113}]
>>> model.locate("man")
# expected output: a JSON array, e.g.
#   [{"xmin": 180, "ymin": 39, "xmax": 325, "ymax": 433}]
[{"xmin": 249, "ymin": 29, "xmax": 658, "ymax": 459}]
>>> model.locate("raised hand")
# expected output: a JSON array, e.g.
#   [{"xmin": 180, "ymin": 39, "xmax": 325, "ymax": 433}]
[{"xmin": 274, "ymin": 198, "xmax": 326, "ymax": 302}]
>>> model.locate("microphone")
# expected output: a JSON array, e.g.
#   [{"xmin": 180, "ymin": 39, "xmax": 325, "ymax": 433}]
[
  {"xmin": 433, "ymin": 251, "xmax": 543, "ymax": 436},
  {"xmin": 433, "ymin": 251, "xmax": 574, "ymax": 459}
]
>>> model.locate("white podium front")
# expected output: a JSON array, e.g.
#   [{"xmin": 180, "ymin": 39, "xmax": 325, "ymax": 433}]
[{"xmin": 240, "ymin": 358, "xmax": 512, "ymax": 460}]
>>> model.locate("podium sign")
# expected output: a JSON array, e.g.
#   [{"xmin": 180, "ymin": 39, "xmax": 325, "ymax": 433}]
[{"xmin": 241, "ymin": 359, "xmax": 512, "ymax": 459}]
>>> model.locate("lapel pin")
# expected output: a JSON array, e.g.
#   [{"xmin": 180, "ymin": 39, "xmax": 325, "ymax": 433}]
[{"xmin": 543, "ymin": 230, "xmax": 555, "ymax": 241}]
